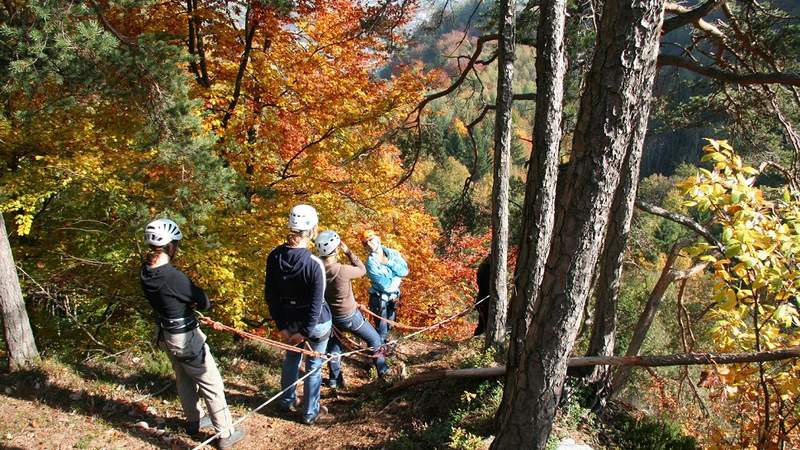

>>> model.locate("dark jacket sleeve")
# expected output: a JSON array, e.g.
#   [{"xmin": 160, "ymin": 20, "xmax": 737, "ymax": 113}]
[
  {"xmin": 299, "ymin": 257, "xmax": 326, "ymax": 337},
  {"xmin": 265, "ymin": 253, "xmax": 286, "ymax": 330},
  {"xmin": 172, "ymin": 270, "xmax": 211, "ymax": 311}
]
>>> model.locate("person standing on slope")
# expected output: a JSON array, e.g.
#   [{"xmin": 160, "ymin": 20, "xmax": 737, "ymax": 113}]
[
  {"xmin": 264, "ymin": 204, "xmax": 332, "ymax": 425},
  {"xmin": 140, "ymin": 219, "xmax": 246, "ymax": 449},
  {"xmin": 315, "ymin": 230, "xmax": 389, "ymax": 388},
  {"xmin": 361, "ymin": 230, "xmax": 409, "ymax": 343}
]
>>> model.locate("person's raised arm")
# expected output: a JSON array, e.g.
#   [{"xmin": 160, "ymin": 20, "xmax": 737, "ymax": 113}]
[{"xmin": 339, "ymin": 241, "xmax": 366, "ymax": 279}]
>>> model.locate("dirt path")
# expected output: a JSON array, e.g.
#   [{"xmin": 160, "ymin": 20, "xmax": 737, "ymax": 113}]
[{"xmin": 0, "ymin": 340, "xmax": 462, "ymax": 450}]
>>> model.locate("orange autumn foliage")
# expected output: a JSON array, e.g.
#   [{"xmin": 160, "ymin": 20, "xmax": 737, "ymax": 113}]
[{"xmin": 88, "ymin": 0, "xmax": 486, "ymax": 333}]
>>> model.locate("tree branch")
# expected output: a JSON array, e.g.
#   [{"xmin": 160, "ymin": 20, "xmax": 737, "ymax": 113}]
[
  {"xmin": 758, "ymin": 160, "xmax": 800, "ymax": 192},
  {"xmin": 635, "ymin": 200, "xmax": 724, "ymax": 252},
  {"xmin": 415, "ymin": 34, "xmax": 499, "ymax": 115},
  {"xmin": 658, "ymin": 54, "xmax": 800, "ymax": 87},
  {"xmin": 270, "ymin": 126, "xmax": 339, "ymax": 186},
  {"xmin": 389, "ymin": 347, "xmax": 800, "ymax": 392},
  {"xmin": 187, "ymin": 0, "xmax": 211, "ymax": 88},
  {"xmin": 370, "ymin": 34, "xmax": 500, "ymax": 199},
  {"xmin": 90, "ymin": 0, "xmax": 136, "ymax": 46},
  {"xmin": 662, "ymin": 0, "xmax": 725, "ymax": 35},
  {"xmin": 221, "ymin": 7, "xmax": 258, "ymax": 129}
]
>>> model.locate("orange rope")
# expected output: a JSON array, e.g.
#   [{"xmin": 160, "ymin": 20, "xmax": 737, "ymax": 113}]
[
  {"xmin": 332, "ymin": 326, "xmax": 363, "ymax": 351},
  {"xmin": 358, "ymin": 304, "xmax": 427, "ymax": 330},
  {"xmin": 197, "ymin": 294, "xmax": 491, "ymax": 360},
  {"xmin": 198, "ymin": 316, "xmax": 322, "ymax": 357}
]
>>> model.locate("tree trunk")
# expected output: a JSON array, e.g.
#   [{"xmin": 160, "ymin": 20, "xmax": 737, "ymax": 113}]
[
  {"xmin": 609, "ymin": 241, "xmax": 707, "ymax": 394},
  {"xmin": 485, "ymin": 0, "xmax": 516, "ymax": 353},
  {"xmin": 0, "ymin": 213, "xmax": 39, "ymax": 372},
  {"xmin": 492, "ymin": 1, "xmax": 664, "ymax": 448},
  {"xmin": 501, "ymin": 0, "xmax": 567, "ymax": 387},
  {"xmin": 582, "ymin": 108, "xmax": 646, "ymax": 386}
]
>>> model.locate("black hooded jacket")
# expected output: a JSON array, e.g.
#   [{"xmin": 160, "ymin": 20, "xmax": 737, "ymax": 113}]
[
  {"xmin": 140, "ymin": 263, "xmax": 211, "ymax": 319},
  {"xmin": 264, "ymin": 244, "xmax": 331, "ymax": 337}
]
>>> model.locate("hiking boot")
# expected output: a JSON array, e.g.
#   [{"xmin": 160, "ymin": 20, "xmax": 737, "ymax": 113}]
[
  {"xmin": 217, "ymin": 428, "xmax": 247, "ymax": 449},
  {"xmin": 329, "ymin": 373, "xmax": 346, "ymax": 389},
  {"xmin": 302, "ymin": 405, "xmax": 328, "ymax": 425},
  {"xmin": 380, "ymin": 361, "xmax": 408, "ymax": 384},
  {"xmin": 275, "ymin": 397, "xmax": 302, "ymax": 414},
  {"xmin": 186, "ymin": 415, "xmax": 214, "ymax": 435}
]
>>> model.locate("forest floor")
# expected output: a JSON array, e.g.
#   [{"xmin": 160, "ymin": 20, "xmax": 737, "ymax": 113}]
[{"xmin": 0, "ymin": 336, "xmax": 599, "ymax": 450}]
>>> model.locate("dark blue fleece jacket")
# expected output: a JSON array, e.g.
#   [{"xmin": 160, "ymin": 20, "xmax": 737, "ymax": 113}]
[{"xmin": 264, "ymin": 245, "xmax": 331, "ymax": 337}]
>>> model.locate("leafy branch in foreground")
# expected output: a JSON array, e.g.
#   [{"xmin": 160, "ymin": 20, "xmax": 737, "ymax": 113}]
[{"xmin": 678, "ymin": 139, "xmax": 800, "ymax": 448}]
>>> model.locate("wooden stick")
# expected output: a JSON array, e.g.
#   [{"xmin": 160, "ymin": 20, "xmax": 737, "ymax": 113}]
[{"xmin": 388, "ymin": 347, "xmax": 800, "ymax": 392}]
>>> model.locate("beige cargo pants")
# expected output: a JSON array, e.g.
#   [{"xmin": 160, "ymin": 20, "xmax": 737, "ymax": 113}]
[{"xmin": 158, "ymin": 327, "xmax": 233, "ymax": 434}]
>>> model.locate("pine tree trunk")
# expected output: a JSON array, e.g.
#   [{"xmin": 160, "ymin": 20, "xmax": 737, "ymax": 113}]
[
  {"xmin": 492, "ymin": 1, "xmax": 664, "ymax": 448},
  {"xmin": 0, "ymin": 213, "xmax": 39, "ymax": 372},
  {"xmin": 583, "ymin": 116, "xmax": 645, "ymax": 387},
  {"xmin": 485, "ymin": 0, "xmax": 516, "ymax": 353},
  {"xmin": 501, "ymin": 0, "xmax": 567, "ymax": 386}
]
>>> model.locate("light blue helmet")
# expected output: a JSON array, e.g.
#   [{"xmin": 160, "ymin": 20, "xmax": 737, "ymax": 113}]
[{"xmin": 315, "ymin": 230, "xmax": 340, "ymax": 257}]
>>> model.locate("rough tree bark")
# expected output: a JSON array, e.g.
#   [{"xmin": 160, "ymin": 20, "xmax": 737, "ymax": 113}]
[
  {"xmin": 492, "ymin": 1, "xmax": 664, "ymax": 448},
  {"xmin": 583, "ymin": 137, "xmax": 643, "ymax": 387},
  {"xmin": 485, "ymin": 0, "xmax": 516, "ymax": 353},
  {"xmin": 0, "ymin": 213, "xmax": 39, "ymax": 372},
  {"xmin": 499, "ymin": 0, "xmax": 567, "ymax": 391}
]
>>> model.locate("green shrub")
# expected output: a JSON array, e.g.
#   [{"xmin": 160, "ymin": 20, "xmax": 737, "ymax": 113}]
[
  {"xmin": 448, "ymin": 427, "xmax": 484, "ymax": 450},
  {"xmin": 142, "ymin": 351, "xmax": 172, "ymax": 379},
  {"xmin": 614, "ymin": 414, "xmax": 698, "ymax": 450}
]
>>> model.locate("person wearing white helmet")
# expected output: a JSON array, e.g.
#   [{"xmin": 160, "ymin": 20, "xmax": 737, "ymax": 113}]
[
  {"xmin": 264, "ymin": 204, "xmax": 332, "ymax": 425},
  {"xmin": 140, "ymin": 219, "xmax": 246, "ymax": 449},
  {"xmin": 314, "ymin": 231, "xmax": 389, "ymax": 389}
]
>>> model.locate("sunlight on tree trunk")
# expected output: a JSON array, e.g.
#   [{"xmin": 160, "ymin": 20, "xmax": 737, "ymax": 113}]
[
  {"xmin": 582, "ymin": 110, "xmax": 646, "ymax": 397},
  {"xmin": 499, "ymin": 0, "xmax": 568, "ymax": 391},
  {"xmin": 486, "ymin": 0, "xmax": 516, "ymax": 353},
  {"xmin": 0, "ymin": 213, "xmax": 39, "ymax": 372}
]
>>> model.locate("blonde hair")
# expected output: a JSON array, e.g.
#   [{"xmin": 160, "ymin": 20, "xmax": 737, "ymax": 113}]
[{"xmin": 286, "ymin": 229, "xmax": 312, "ymax": 247}]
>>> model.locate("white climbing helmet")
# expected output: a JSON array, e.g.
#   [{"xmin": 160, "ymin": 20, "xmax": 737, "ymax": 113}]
[
  {"xmin": 144, "ymin": 219, "xmax": 182, "ymax": 246},
  {"xmin": 288, "ymin": 204, "xmax": 318, "ymax": 231},
  {"xmin": 315, "ymin": 230, "xmax": 341, "ymax": 257}
]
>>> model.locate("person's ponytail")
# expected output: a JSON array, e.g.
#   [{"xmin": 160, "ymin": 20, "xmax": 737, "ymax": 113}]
[{"xmin": 145, "ymin": 245, "xmax": 163, "ymax": 266}]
